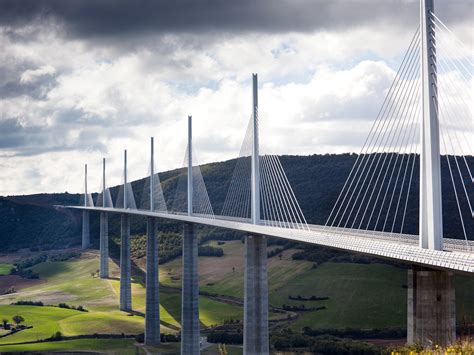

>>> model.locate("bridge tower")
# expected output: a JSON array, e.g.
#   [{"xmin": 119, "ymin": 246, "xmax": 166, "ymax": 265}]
[
  {"xmin": 407, "ymin": 0, "xmax": 456, "ymax": 346},
  {"xmin": 81, "ymin": 164, "xmax": 90, "ymax": 249},
  {"xmin": 181, "ymin": 116, "xmax": 200, "ymax": 354},
  {"xmin": 244, "ymin": 73, "xmax": 269, "ymax": 354},
  {"xmin": 419, "ymin": 0, "xmax": 443, "ymax": 251},
  {"xmin": 99, "ymin": 158, "xmax": 109, "ymax": 278},
  {"xmin": 120, "ymin": 149, "xmax": 132, "ymax": 312},
  {"xmin": 145, "ymin": 137, "xmax": 161, "ymax": 346}
]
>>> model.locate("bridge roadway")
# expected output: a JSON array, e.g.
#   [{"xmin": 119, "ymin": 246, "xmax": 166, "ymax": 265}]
[{"xmin": 66, "ymin": 205, "xmax": 474, "ymax": 274}]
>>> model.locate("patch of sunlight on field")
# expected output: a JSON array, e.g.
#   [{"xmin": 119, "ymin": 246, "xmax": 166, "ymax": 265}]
[
  {"xmin": 0, "ymin": 338, "xmax": 142, "ymax": 353},
  {"xmin": 0, "ymin": 305, "xmax": 80, "ymax": 344},
  {"xmin": 59, "ymin": 310, "xmax": 144, "ymax": 335},
  {"xmin": 0, "ymin": 254, "xmax": 119, "ymax": 312},
  {"xmin": 0, "ymin": 263, "xmax": 12, "ymax": 275},
  {"xmin": 199, "ymin": 297, "xmax": 242, "ymax": 327}
]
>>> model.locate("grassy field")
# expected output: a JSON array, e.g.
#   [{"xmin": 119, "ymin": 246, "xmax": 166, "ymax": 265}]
[
  {"xmin": 270, "ymin": 262, "xmax": 407, "ymax": 329},
  {"xmin": 0, "ymin": 250, "xmax": 244, "ymax": 350},
  {"xmin": 0, "ymin": 339, "xmax": 244, "ymax": 354},
  {"xmin": 0, "ymin": 338, "xmax": 144, "ymax": 353},
  {"xmin": 159, "ymin": 240, "xmax": 474, "ymax": 330},
  {"xmin": 0, "ymin": 263, "xmax": 12, "ymax": 275},
  {"xmin": 1, "ymin": 242, "xmax": 473, "ymax": 352}
]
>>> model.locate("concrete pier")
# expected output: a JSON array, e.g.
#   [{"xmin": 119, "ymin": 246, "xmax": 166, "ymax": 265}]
[
  {"xmin": 244, "ymin": 234, "xmax": 269, "ymax": 355},
  {"xmin": 407, "ymin": 267, "xmax": 456, "ymax": 346},
  {"xmin": 181, "ymin": 223, "xmax": 199, "ymax": 354},
  {"xmin": 145, "ymin": 217, "xmax": 160, "ymax": 346},
  {"xmin": 120, "ymin": 214, "xmax": 132, "ymax": 312},
  {"xmin": 99, "ymin": 212, "xmax": 109, "ymax": 278},
  {"xmin": 81, "ymin": 210, "xmax": 90, "ymax": 249}
]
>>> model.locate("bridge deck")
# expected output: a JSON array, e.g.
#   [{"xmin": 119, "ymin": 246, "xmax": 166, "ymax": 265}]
[{"xmin": 64, "ymin": 206, "xmax": 474, "ymax": 274}]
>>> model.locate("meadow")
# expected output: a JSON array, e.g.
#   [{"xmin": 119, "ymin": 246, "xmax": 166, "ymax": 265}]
[
  {"xmin": 1, "ymin": 241, "xmax": 473, "ymax": 353},
  {"xmin": 0, "ymin": 263, "xmax": 12, "ymax": 276}
]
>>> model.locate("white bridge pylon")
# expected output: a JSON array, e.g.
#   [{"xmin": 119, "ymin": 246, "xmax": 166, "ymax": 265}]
[{"xmin": 325, "ymin": 0, "xmax": 473, "ymax": 250}]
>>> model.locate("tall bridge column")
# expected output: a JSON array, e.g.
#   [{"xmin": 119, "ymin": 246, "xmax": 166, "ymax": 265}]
[
  {"xmin": 145, "ymin": 217, "xmax": 160, "ymax": 346},
  {"xmin": 81, "ymin": 210, "xmax": 90, "ymax": 249},
  {"xmin": 99, "ymin": 212, "xmax": 109, "ymax": 278},
  {"xmin": 407, "ymin": 266, "xmax": 455, "ymax": 346},
  {"xmin": 181, "ymin": 222, "xmax": 199, "ymax": 354},
  {"xmin": 120, "ymin": 214, "xmax": 132, "ymax": 312},
  {"xmin": 244, "ymin": 234, "xmax": 269, "ymax": 355},
  {"xmin": 82, "ymin": 163, "xmax": 90, "ymax": 250}
]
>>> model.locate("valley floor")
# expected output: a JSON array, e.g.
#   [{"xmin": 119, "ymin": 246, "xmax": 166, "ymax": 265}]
[{"xmin": 0, "ymin": 241, "xmax": 473, "ymax": 353}]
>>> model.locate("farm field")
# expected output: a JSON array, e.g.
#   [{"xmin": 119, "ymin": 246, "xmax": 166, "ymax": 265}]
[
  {"xmin": 1, "ymin": 242, "xmax": 473, "ymax": 352},
  {"xmin": 0, "ymin": 263, "xmax": 12, "ymax": 276},
  {"xmin": 0, "ymin": 250, "xmax": 243, "ymax": 351},
  {"xmin": 158, "ymin": 239, "xmax": 474, "ymax": 330}
]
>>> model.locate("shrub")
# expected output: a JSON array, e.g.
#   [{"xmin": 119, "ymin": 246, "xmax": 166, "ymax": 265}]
[
  {"xmin": 12, "ymin": 315, "xmax": 24, "ymax": 325},
  {"xmin": 198, "ymin": 246, "xmax": 224, "ymax": 257},
  {"xmin": 208, "ymin": 331, "xmax": 243, "ymax": 344},
  {"xmin": 11, "ymin": 300, "xmax": 44, "ymax": 306},
  {"xmin": 50, "ymin": 331, "xmax": 63, "ymax": 341}
]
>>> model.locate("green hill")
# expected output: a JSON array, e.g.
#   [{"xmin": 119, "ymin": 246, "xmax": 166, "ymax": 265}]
[{"xmin": 1, "ymin": 154, "xmax": 472, "ymax": 253}]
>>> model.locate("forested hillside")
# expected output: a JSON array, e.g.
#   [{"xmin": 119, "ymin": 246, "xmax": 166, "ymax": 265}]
[{"xmin": 0, "ymin": 154, "xmax": 472, "ymax": 252}]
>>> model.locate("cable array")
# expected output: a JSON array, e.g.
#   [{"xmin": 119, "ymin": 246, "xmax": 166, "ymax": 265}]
[
  {"xmin": 221, "ymin": 112, "xmax": 308, "ymax": 230},
  {"xmin": 115, "ymin": 179, "xmax": 137, "ymax": 209},
  {"xmin": 327, "ymin": 17, "xmax": 473, "ymax": 243},
  {"xmin": 80, "ymin": 174, "xmax": 95, "ymax": 207},
  {"xmin": 221, "ymin": 117, "xmax": 253, "ymax": 221},
  {"xmin": 326, "ymin": 28, "xmax": 422, "ymax": 234},
  {"xmin": 431, "ymin": 12, "xmax": 473, "ymax": 243},
  {"xmin": 95, "ymin": 181, "xmax": 113, "ymax": 208},
  {"xmin": 170, "ymin": 147, "xmax": 215, "ymax": 218},
  {"xmin": 260, "ymin": 154, "xmax": 308, "ymax": 230},
  {"xmin": 139, "ymin": 166, "xmax": 168, "ymax": 212}
]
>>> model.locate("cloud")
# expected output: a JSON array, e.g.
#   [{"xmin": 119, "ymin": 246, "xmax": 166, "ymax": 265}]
[
  {"xmin": 20, "ymin": 65, "xmax": 56, "ymax": 84},
  {"xmin": 0, "ymin": 1, "xmax": 472, "ymax": 195},
  {"xmin": 0, "ymin": 0, "xmax": 471, "ymax": 40}
]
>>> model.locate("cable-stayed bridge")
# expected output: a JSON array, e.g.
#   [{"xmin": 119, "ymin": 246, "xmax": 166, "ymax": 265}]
[{"xmin": 61, "ymin": 1, "xmax": 473, "ymax": 353}]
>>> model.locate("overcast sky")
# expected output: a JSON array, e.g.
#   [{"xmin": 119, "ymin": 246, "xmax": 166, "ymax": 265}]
[{"xmin": 0, "ymin": 0, "xmax": 472, "ymax": 195}]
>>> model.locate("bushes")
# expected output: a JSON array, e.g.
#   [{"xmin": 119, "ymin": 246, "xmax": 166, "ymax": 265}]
[
  {"xmin": 135, "ymin": 333, "xmax": 179, "ymax": 343},
  {"xmin": 198, "ymin": 246, "xmax": 224, "ymax": 257},
  {"xmin": 10, "ymin": 268, "xmax": 40, "ymax": 279},
  {"xmin": 48, "ymin": 252, "xmax": 80, "ymax": 262},
  {"xmin": 11, "ymin": 300, "xmax": 44, "ymax": 306},
  {"xmin": 58, "ymin": 303, "xmax": 88, "ymax": 312},
  {"xmin": 308, "ymin": 335, "xmax": 380, "ymax": 354},
  {"xmin": 49, "ymin": 331, "xmax": 63, "ymax": 341},
  {"xmin": 282, "ymin": 304, "xmax": 326, "ymax": 312},
  {"xmin": 302, "ymin": 326, "xmax": 407, "ymax": 340},
  {"xmin": 271, "ymin": 330, "xmax": 381, "ymax": 354},
  {"xmin": 12, "ymin": 315, "xmax": 24, "ymax": 325},
  {"xmin": 11, "ymin": 300, "xmax": 88, "ymax": 312},
  {"xmin": 289, "ymin": 294, "xmax": 329, "ymax": 301},
  {"xmin": 207, "ymin": 331, "xmax": 243, "ymax": 344}
]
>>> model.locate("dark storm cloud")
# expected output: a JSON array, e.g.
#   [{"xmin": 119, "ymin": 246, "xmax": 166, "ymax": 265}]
[
  {"xmin": 0, "ymin": 116, "xmax": 108, "ymax": 156},
  {"xmin": 0, "ymin": 0, "xmax": 471, "ymax": 38},
  {"xmin": 0, "ymin": 75, "xmax": 57, "ymax": 99}
]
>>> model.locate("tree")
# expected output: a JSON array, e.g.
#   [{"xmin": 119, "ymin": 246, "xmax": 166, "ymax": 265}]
[
  {"xmin": 12, "ymin": 315, "xmax": 24, "ymax": 325},
  {"xmin": 51, "ymin": 331, "xmax": 63, "ymax": 340}
]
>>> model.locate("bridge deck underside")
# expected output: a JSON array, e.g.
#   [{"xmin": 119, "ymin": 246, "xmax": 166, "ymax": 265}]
[{"xmin": 66, "ymin": 206, "xmax": 474, "ymax": 274}]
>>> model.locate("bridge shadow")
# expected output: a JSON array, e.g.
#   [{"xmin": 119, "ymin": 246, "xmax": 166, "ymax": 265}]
[{"xmin": 109, "ymin": 239, "xmax": 183, "ymax": 329}]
